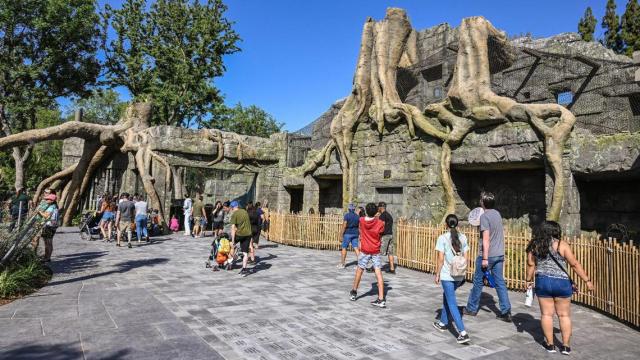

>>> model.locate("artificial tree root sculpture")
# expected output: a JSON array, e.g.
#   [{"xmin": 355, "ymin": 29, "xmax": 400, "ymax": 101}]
[
  {"xmin": 34, "ymin": 164, "xmax": 77, "ymax": 203},
  {"xmin": 302, "ymin": 9, "xmax": 576, "ymax": 222},
  {"xmin": 0, "ymin": 102, "xmax": 265, "ymax": 226}
]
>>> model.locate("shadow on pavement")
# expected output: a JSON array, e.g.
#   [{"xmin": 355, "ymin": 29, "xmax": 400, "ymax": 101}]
[
  {"xmin": 356, "ymin": 281, "xmax": 392, "ymax": 300},
  {"xmin": 1, "ymin": 342, "xmax": 129, "ymax": 360},
  {"xmin": 513, "ymin": 312, "xmax": 560, "ymax": 346},
  {"xmin": 478, "ymin": 292, "xmax": 502, "ymax": 316},
  {"xmin": 257, "ymin": 244, "xmax": 279, "ymax": 249},
  {"xmin": 47, "ymin": 258, "xmax": 169, "ymax": 287},
  {"xmin": 49, "ymin": 251, "xmax": 108, "ymax": 276}
]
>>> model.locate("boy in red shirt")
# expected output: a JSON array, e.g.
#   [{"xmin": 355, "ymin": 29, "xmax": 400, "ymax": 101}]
[{"xmin": 350, "ymin": 202, "xmax": 386, "ymax": 308}]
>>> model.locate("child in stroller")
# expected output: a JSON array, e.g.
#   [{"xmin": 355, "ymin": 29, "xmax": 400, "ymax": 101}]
[{"xmin": 206, "ymin": 232, "xmax": 232, "ymax": 271}]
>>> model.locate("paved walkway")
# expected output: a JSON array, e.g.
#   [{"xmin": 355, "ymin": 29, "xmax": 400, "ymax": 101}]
[{"xmin": 0, "ymin": 229, "xmax": 638, "ymax": 360}]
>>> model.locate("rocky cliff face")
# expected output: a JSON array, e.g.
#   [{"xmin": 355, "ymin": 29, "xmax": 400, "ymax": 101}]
[{"xmin": 303, "ymin": 21, "xmax": 640, "ymax": 235}]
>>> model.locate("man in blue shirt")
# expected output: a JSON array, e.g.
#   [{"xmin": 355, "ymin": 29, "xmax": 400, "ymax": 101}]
[{"xmin": 337, "ymin": 203, "xmax": 361, "ymax": 269}]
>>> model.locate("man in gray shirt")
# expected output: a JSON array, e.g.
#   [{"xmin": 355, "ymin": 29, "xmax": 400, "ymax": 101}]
[
  {"xmin": 116, "ymin": 193, "xmax": 136, "ymax": 248},
  {"xmin": 464, "ymin": 192, "xmax": 512, "ymax": 322}
]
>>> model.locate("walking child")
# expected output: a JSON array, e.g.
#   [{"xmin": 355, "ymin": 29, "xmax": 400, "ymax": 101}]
[{"xmin": 349, "ymin": 202, "xmax": 387, "ymax": 308}]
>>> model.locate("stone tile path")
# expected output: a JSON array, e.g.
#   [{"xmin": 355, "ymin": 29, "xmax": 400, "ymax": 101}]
[{"xmin": 1, "ymin": 228, "xmax": 638, "ymax": 359}]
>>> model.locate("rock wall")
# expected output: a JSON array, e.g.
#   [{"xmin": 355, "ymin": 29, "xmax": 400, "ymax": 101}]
[{"xmin": 302, "ymin": 22, "xmax": 640, "ymax": 236}]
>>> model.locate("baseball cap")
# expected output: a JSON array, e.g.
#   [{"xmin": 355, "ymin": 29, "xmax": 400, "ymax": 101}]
[
  {"xmin": 230, "ymin": 201, "xmax": 239, "ymax": 208},
  {"xmin": 348, "ymin": 203, "xmax": 356, "ymax": 211}
]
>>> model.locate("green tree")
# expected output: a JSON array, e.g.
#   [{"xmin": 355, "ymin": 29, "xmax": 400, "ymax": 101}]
[
  {"xmin": 66, "ymin": 89, "xmax": 126, "ymax": 125},
  {"xmin": 578, "ymin": 7, "xmax": 598, "ymax": 41},
  {"xmin": 0, "ymin": 0, "xmax": 101, "ymax": 191},
  {"xmin": 103, "ymin": 0, "xmax": 240, "ymax": 127},
  {"xmin": 602, "ymin": 0, "xmax": 624, "ymax": 53},
  {"xmin": 206, "ymin": 103, "xmax": 283, "ymax": 138},
  {"xmin": 622, "ymin": 0, "xmax": 640, "ymax": 56},
  {"xmin": 0, "ymin": 108, "xmax": 62, "ymax": 195}
]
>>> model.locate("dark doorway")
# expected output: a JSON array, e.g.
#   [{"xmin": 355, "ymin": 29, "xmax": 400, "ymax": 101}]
[
  {"xmin": 452, "ymin": 168, "xmax": 546, "ymax": 227},
  {"xmin": 287, "ymin": 187, "xmax": 303, "ymax": 214},
  {"xmin": 576, "ymin": 176, "xmax": 640, "ymax": 240},
  {"xmin": 318, "ymin": 178, "xmax": 342, "ymax": 215}
]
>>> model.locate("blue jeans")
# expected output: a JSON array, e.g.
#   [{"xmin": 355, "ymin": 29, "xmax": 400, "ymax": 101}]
[
  {"xmin": 466, "ymin": 255, "xmax": 511, "ymax": 315},
  {"xmin": 135, "ymin": 215, "xmax": 148, "ymax": 240},
  {"xmin": 440, "ymin": 280, "xmax": 465, "ymax": 332}
]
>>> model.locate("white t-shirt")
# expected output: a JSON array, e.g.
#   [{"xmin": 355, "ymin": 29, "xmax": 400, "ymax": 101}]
[
  {"xmin": 183, "ymin": 198, "xmax": 192, "ymax": 215},
  {"xmin": 135, "ymin": 201, "xmax": 148, "ymax": 217},
  {"xmin": 435, "ymin": 231, "xmax": 469, "ymax": 281}
]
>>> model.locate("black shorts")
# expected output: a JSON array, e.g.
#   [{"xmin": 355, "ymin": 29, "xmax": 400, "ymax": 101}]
[
  {"xmin": 235, "ymin": 235, "xmax": 251, "ymax": 253},
  {"xmin": 41, "ymin": 226, "xmax": 57, "ymax": 239},
  {"xmin": 262, "ymin": 221, "xmax": 269, "ymax": 231},
  {"xmin": 212, "ymin": 221, "xmax": 223, "ymax": 230},
  {"xmin": 251, "ymin": 231, "xmax": 260, "ymax": 244}
]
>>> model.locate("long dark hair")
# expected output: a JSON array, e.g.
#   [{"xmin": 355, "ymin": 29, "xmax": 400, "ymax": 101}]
[
  {"xmin": 526, "ymin": 220, "xmax": 562, "ymax": 260},
  {"xmin": 445, "ymin": 214, "xmax": 461, "ymax": 253}
]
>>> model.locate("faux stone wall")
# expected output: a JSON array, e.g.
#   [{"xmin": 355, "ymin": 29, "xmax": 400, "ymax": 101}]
[
  {"xmin": 302, "ymin": 23, "xmax": 640, "ymax": 235},
  {"xmin": 203, "ymin": 172, "xmax": 256, "ymax": 206}
]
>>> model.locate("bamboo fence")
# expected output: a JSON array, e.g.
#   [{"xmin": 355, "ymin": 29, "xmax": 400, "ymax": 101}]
[{"xmin": 269, "ymin": 212, "xmax": 639, "ymax": 328}]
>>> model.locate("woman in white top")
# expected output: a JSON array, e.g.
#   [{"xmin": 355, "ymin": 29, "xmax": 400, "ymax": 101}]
[{"xmin": 433, "ymin": 214, "xmax": 470, "ymax": 344}]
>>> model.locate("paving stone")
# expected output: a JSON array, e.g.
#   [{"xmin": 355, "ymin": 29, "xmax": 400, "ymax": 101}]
[{"xmin": 1, "ymin": 228, "xmax": 639, "ymax": 359}]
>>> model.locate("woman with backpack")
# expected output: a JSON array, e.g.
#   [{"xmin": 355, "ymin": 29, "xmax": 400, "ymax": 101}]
[
  {"xmin": 37, "ymin": 193, "xmax": 59, "ymax": 262},
  {"xmin": 433, "ymin": 214, "xmax": 470, "ymax": 344},
  {"xmin": 525, "ymin": 221, "xmax": 593, "ymax": 355}
]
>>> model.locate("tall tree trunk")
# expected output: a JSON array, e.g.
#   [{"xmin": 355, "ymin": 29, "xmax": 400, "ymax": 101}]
[{"xmin": 12, "ymin": 145, "xmax": 32, "ymax": 191}]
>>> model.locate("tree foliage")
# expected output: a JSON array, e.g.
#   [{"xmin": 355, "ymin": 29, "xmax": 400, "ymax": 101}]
[
  {"xmin": 578, "ymin": 7, "xmax": 598, "ymax": 42},
  {"xmin": 0, "ymin": 108, "xmax": 62, "ymax": 195},
  {"xmin": 602, "ymin": 0, "xmax": 625, "ymax": 53},
  {"xmin": 622, "ymin": 0, "xmax": 640, "ymax": 56},
  {"xmin": 0, "ymin": 0, "xmax": 101, "ymax": 130},
  {"xmin": 0, "ymin": 0, "xmax": 101, "ymax": 190},
  {"xmin": 103, "ymin": 0, "xmax": 240, "ymax": 127},
  {"xmin": 206, "ymin": 103, "xmax": 283, "ymax": 138},
  {"xmin": 66, "ymin": 89, "xmax": 126, "ymax": 125}
]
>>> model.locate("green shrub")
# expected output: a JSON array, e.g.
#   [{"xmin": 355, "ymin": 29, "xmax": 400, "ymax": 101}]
[{"xmin": 0, "ymin": 249, "xmax": 51, "ymax": 298}]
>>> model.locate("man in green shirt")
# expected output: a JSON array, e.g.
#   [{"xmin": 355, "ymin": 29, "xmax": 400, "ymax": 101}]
[
  {"xmin": 230, "ymin": 200, "xmax": 252, "ymax": 276},
  {"xmin": 192, "ymin": 194, "xmax": 206, "ymax": 238}
]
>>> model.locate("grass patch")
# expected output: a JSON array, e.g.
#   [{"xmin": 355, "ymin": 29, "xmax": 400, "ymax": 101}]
[{"xmin": 0, "ymin": 249, "xmax": 52, "ymax": 300}]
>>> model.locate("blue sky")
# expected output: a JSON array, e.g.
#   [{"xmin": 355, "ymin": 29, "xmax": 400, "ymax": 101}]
[{"xmin": 96, "ymin": 0, "xmax": 612, "ymax": 131}]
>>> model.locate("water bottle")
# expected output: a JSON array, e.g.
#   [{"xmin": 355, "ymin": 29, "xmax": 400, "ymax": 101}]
[
  {"xmin": 482, "ymin": 269, "xmax": 496, "ymax": 288},
  {"xmin": 525, "ymin": 286, "xmax": 535, "ymax": 307}
]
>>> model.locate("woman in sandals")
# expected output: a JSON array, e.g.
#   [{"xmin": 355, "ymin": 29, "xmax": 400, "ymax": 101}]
[
  {"xmin": 525, "ymin": 221, "xmax": 593, "ymax": 355},
  {"xmin": 433, "ymin": 214, "xmax": 470, "ymax": 344}
]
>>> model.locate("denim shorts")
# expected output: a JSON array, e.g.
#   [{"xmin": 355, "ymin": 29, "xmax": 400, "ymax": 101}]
[
  {"xmin": 101, "ymin": 211, "xmax": 114, "ymax": 222},
  {"xmin": 535, "ymin": 274, "xmax": 573, "ymax": 298},
  {"xmin": 342, "ymin": 233, "xmax": 359, "ymax": 249},
  {"xmin": 358, "ymin": 253, "xmax": 381, "ymax": 269}
]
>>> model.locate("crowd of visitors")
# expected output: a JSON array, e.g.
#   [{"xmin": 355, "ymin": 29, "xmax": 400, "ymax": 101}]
[
  {"xmin": 338, "ymin": 191, "xmax": 593, "ymax": 352},
  {"xmin": 7, "ymin": 185, "xmax": 593, "ymax": 353}
]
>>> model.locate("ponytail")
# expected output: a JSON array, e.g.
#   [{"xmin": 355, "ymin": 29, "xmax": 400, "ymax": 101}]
[{"xmin": 445, "ymin": 214, "xmax": 461, "ymax": 253}]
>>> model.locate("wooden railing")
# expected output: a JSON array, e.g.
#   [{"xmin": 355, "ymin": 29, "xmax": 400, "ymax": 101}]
[{"xmin": 269, "ymin": 213, "xmax": 640, "ymax": 328}]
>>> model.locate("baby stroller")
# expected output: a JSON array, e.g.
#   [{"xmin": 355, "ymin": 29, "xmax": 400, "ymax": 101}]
[
  {"xmin": 79, "ymin": 211, "xmax": 103, "ymax": 241},
  {"xmin": 205, "ymin": 233, "xmax": 232, "ymax": 271}
]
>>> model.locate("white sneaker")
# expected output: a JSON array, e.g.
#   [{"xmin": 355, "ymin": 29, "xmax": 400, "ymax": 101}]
[{"xmin": 337, "ymin": 263, "xmax": 346, "ymax": 269}]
